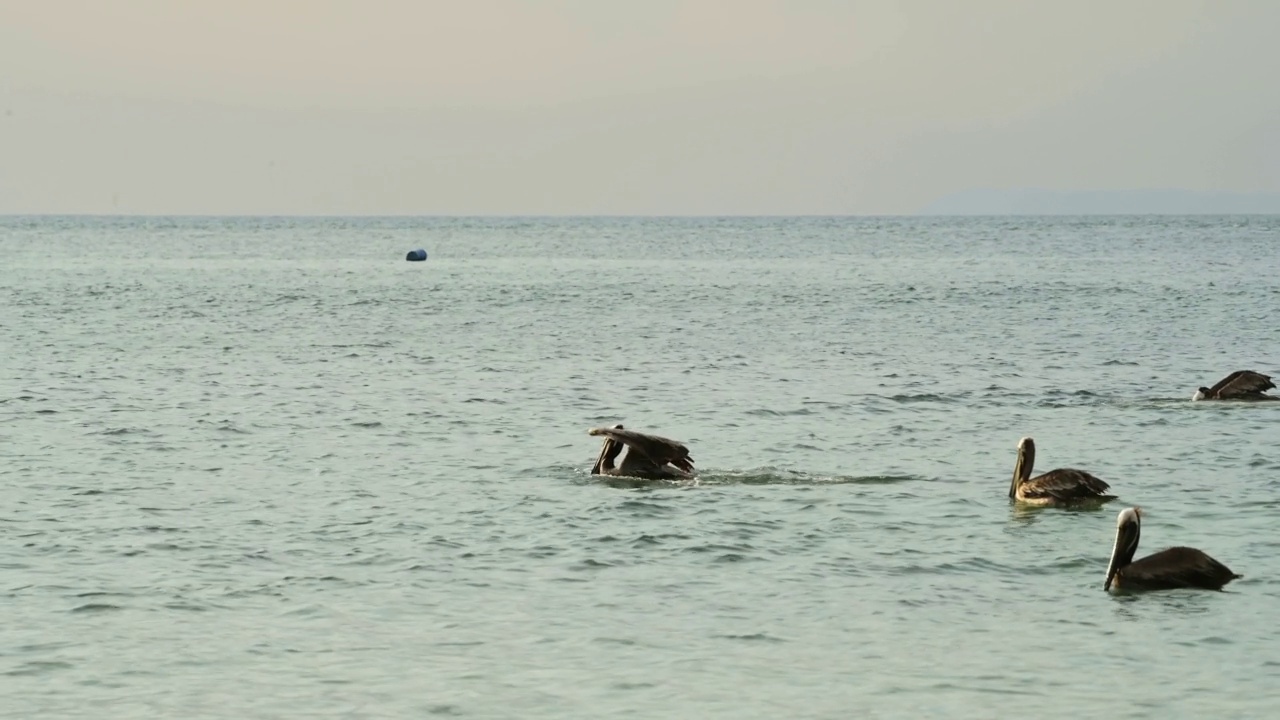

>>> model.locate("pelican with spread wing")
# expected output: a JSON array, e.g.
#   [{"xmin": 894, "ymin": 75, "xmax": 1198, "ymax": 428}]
[
  {"xmin": 588, "ymin": 424, "xmax": 695, "ymax": 480},
  {"xmin": 1009, "ymin": 436, "xmax": 1116, "ymax": 506},
  {"xmin": 1193, "ymin": 370, "xmax": 1277, "ymax": 401}
]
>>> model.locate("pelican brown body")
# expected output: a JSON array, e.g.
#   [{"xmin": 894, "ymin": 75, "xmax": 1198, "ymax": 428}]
[
  {"xmin": 588, "ymin": 424, "xmax": 695, "ymax": 480},
  {"xmin": 1009, "ymin": 437, "xmax": 1115, "ymax": 506},
  {"xmin": 1193, "ymin": 370, "xmax": 1277, "ymax": 401},
  {"xmin": 1105, "ymin": 508, "xmax": 1241, "ymax": 592}
]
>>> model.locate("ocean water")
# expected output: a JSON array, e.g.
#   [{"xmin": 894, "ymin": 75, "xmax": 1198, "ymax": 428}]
[{"xmin": 2, "ymin": 215, "xmax": 1279, "ymax": 719}]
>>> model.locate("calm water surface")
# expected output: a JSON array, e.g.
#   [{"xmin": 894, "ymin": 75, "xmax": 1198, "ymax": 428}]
[{"xmin": 2, "ymin": 216, "xmax": 1279, "ymax": 718}]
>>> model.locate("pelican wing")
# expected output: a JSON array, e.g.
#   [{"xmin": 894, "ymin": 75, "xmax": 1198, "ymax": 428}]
[
  {"xmin": 1121, "ymin": 547, "xmax": 1241, "ymax": 591},
  {"xmin": 1022, "ymin": 468, "xmax": 1113, "ymax": 502},
  {"xmin": 1208, "ymin": 370, "xmax": 1275, "ymax": 398},
  {"xmin": 587, "ymin": 426, "xmax": 694, "ymax": 473}
]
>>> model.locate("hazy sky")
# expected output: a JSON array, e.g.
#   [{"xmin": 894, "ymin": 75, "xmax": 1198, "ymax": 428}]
[{"xmin": 2, "ymin": 1, "xmax": 1277, "ymax": 214}]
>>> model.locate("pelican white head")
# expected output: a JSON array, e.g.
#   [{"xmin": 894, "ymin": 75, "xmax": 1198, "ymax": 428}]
[{"xmin": 1116, "ymin": 506, "xmax": 1142, "ymax": 527}]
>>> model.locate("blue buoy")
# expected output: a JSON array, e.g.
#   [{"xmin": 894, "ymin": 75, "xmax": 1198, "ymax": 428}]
[{"xmin": 405, "ymin": 249, "xmax": 428, "ymax": 262}]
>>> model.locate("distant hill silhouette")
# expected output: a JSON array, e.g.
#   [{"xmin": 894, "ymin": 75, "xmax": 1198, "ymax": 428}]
[{"xmin": 918, "ymin": 189, "xmax": 1280, "ymax": 215}]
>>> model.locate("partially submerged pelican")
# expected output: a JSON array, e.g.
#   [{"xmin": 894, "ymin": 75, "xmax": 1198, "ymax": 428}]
[
  {"xmin": 1105, "ymin": 507, "xmax": 1240, "ymax": 592},
  {"xmin": 1009, "ymin": 436, "xmax": 1115, "ymax": 505},
  {"xmin": 588, "ymin": 424, "xmax": 695, "ymax": 480},
  {"xmin": 1193, "ymin": 370, "xmax": 1277, "ymax": 401}
]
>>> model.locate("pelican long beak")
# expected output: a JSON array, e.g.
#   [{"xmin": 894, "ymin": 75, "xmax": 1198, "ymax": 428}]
[
  {"xmin": 1104, "ymin": 517, "xmax": 1140, "ymax": 591},
  {"xmin": 1103, "ymin": 558, "xmax": 1120, "ymax": 591},
  {"xmin": 591, "ymin": 438, "xmax": 612, "ymax": 475},
  {"xmin": 1010, "ymin": 438, "xmax": 1033, "ymax": 499}
]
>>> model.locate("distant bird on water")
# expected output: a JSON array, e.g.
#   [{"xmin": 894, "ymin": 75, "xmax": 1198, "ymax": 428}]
[
  {"xmin": 1193, "ymin": 370, "xmax": 1277, "ymax": 401},
  {"xmin": 1009, "ymin": 436, "xmax": 1115, "ymax": 506},
  {"xmin": 1105, "ymin": 507, "xmax": 1241, "ymax": 592},
  {"xmin": 588, "ymin": 424, "xmax": 695, "ymax": 481}
]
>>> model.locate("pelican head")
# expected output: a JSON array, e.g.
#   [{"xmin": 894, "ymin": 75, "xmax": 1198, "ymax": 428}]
[
  {"xmin": 588, "ymin": 423, "xmax": 626, "ymax": 437},
  {"xmin": 1192, "ymin": 387, "xmax": 1209, "ymax": 401},
  {"xmin": 589, "ymin": 423, "xmax": 625, "ymax": 475},
  {"xmin": 1105, "ymin": 507, "xmax": 1143, "ymax": 591},
  {"xmin": 1010, "ymin": 436, "xmax": 1036, "ymax": 498}
]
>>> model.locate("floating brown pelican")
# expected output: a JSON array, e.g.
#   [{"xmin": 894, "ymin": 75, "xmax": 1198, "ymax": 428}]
[
  {"xmin": 1105, "ymin": 507, "xmax": 1241, "ymax": 592},
  {"xmin": 1009, "ymin": 436, "xmax": 1115, "ymax": 505},
  {"xmin": 1193, "ymin": 370, "xmax": 1277, "ymax": 401},
  {"xmin": 588, "ymin": 424, "xmax": 695, "ymax": 480}
]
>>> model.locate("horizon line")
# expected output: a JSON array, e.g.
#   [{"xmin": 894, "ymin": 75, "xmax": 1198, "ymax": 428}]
[{"xmin": 4, "ymin": 211, "xmax": 1280, "ymax": 219}]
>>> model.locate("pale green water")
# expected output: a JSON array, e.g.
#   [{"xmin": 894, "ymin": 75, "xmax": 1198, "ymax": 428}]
[{"xmin": 2, "ymin": 216, "xmax": 1279, "ymax": 719}]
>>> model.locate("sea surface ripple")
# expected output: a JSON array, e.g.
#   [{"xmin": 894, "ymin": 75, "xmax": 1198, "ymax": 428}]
[{"xmin": 2, "ymin": 215, "xmax": 1279, "ymax": 718}]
